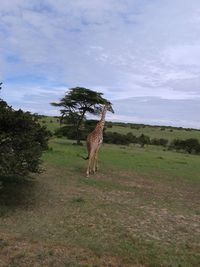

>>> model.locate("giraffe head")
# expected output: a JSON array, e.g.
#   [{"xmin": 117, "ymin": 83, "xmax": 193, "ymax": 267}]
[{"xmin": 105, "ymin": 102, "xmax": 114, "ymax": 113}]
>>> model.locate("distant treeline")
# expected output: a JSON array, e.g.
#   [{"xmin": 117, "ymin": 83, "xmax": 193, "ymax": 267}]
[
  {"xmin": 105, "ymin": 121, "xmax": 200, "ymax": 132},
  {"xmin": 38, "ymin": 115, "xmax": 200, "ymax": 132},
  {"xmin": 52, "ymin": 119, "xmax": 200, "ymax": 155},
  {"xmin": 103, "ymin": 132, "xmax": 200, "ymax": 154}
]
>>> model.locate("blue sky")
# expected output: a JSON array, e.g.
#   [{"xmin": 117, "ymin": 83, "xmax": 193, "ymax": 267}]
[{"xmin": 1, "ymin": 0, "xmax": 200, "ymax": 128}]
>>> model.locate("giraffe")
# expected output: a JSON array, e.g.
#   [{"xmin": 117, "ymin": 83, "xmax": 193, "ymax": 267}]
[{"xmin": 86, "ymin": 103, "xmax": 114, "ymax": 177}]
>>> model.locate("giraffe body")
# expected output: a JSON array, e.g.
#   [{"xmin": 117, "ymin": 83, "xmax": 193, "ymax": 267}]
[{"xmin": 86, "ymin": 105, "xmax": 111, "ymax": 177}]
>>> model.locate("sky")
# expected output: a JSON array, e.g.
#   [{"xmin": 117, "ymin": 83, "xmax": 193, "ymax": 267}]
[{"xmin": 0, "ymin": 0, "xmax": 200, "ymax": 128}]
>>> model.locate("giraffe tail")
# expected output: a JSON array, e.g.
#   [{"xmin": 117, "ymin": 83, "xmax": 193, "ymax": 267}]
[
  {"xmin": 82, "ymin": 156, "xmax": 89, "ymax": 160},
  {"xmin": 76, "ymin": 152, "xmax": 89, "ymax": 160}
]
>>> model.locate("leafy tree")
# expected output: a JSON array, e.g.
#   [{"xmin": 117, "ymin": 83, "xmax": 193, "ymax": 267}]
[
  {"xmin": 103, "ymin": 132, "xmax": 127, "ymax": 145},
  {"xmin": 184, "ymin": 138, "xmax": 200, "ymax": 154},
  {"xmin": 170, "ymin": 138, "xmax": 200, "ymax": 154},
  {"xmin": 105, "ymin": 121, "xmax": 113, "ymax": 128},
  {"xmin": 103, "ymin": 132, "xmax": 137, "ymax": 145},
  {"xmin": 0, "ymin": 84, "xmax": 51, "ymax": 177},
  {"xmin": 137, "ymin": 134, "xmax": 150, "ymax": 148},
  {"xmin": 126, "ymin": 132, "xmax": 137, "ymax": 143},
  {"xmin": 151, "ymin": 138, "xmax": 168, "ymax": 147},
  {"xmin": 51, "ymin": 87, "xmax": 113, "ymax": 144}
]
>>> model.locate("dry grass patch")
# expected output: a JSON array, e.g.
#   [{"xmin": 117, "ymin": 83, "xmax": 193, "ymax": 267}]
[
  {"xmin": 0, "ymin": 140, "xmax": 200, "ymax": 267},
  {"xmin": 1, "ymin": 232, "xmax": 142, "ymax": 267}
]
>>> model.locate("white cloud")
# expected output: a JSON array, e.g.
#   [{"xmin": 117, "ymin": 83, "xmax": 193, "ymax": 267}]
[
  {"xmin": 162, "ymin": 45, "xmax": 200, "ymax": 66},
  {"xmin": 112, "ymin": 96, "xmax": 200, "ymax": 129},
  {"xmin": 1, "ymin": 0, "xmax": 200, "ymax": 128}
]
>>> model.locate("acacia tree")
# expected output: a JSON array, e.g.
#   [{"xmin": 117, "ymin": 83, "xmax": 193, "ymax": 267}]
[{"xmin": 51, "ymin": 87, "xmax": 112, "ymax": 144}]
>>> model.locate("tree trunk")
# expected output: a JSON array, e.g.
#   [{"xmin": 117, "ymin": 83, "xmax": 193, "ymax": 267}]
[{"xmin": 76, "ymin": 112, "xmax": 85, "ymax": 145}]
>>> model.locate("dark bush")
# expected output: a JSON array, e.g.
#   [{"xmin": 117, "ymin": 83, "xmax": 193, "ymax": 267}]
[
  {"xmin": 84, "ymin": 120, "xmax": 98, "ymax": 128},
  {"xmin": 103, "ymin": 132, "xmax": 130, "ymax": 145},
  {"xmin": 151, "ymin": 138, "xmax": 168, "ymax": 147},
  {"xmin": 105, "ymin": 121, "xmax": 113, "ymax": 128},
  {"xmin": 126, "ymin": 132, "xmax": 137, "ymax": 143},
  {"xmin": 55, "ymin": 123, "xmax": 91, "ymax": 141},
  {"xmin": 55, "ymin": 126, "xmax": 78, "ymax": 139},
  {"xmin": 130, "ymin": 125, "xmax": 140, "ymax": 130},
  {"xmin": 137, "ymin": 134, "xmax": 150, "ymax": 147},
  {"xmin": 0, "ymin": 100, "xmax": 51, "ymax": 177},
  {"xmin": 170, "ymin": 138, "xmax": 200, "ymax": 154}
]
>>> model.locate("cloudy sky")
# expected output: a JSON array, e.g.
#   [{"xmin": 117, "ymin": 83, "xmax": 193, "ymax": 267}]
[{"xmin": 1, "ymin": 0, "xmax": 200, "ymax": 128}]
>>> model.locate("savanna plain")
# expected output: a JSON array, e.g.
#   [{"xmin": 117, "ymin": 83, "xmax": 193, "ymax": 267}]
[{"xmin": 0, "ymin": 119, "xmax": 200, "ymax": 267}]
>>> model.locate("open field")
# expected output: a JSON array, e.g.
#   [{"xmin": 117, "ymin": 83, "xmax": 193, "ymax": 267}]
[
  {"xmin": 39, "ymin": 116, "xmax": 200, "ymax": 142},
  {"xmin": 0, "ymin": 138, "xmax": 200, "ymax": 266},
  {"xmin": 106, "ymin": 125, "xmax": 200, "ymax": 142},
  {"xmin": 40, "ymin": 117, "xmax": 60, "ymax": 133}
]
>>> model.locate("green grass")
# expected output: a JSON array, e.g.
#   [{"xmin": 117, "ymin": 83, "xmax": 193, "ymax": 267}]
[
  {"xmin": 46, "ymin": 139, "xmax": 200, "ymax": 183},
  {"xmin": 101, "ymin": 144, "xmax": 200, "ymax": 181},
  {"xmin": 39, "ymin": 116, "xmax": 200, "ymax": 142},
  {"xmin": 107, "ymin": 125, "xmax": 200, "ymax": 141},
  {"xmin": 39, "ymin": 116, "xmax": 60, "ymax": 133},
  {"xmin": 0, "ymin": 138, "xmax": 199, "ymax": 266}
]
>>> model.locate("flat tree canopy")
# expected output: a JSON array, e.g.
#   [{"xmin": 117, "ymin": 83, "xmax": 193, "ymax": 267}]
[{"xmin": 51, "ymin": 87, "xmax": 113, "ymax": 144}]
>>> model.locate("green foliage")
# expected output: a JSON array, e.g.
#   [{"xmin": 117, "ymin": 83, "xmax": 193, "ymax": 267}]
[
  {"xmin": 103, "ymin": 132, "xmax": 130, "ymax": 145},
  {"xmin": 105, "ymin": 121, "xmax": 113, "ymax": 128},
  {"xmin": 103, "ymin": 131, "xmax": 137, "ymax": 145},
  {"xmin": 170, "ymin": 138, "xmax": 200, "ymax": 154},
  {"xmin": 0, "ymin": 90, "xmax": 51, "ymax": 177},
  {"xmin": 55, "ymin": 125, "xmax": 79, "ymax": 140},
  {"xmin": 137, "ymin": 134, "xmax": 151, "ymax": 147},
  {"xmin": 151, "ymin": 138, "xmax": 168, "ymax": 147},
  {"xmin": 55, "ymin": 119, "xmax": 98, "ymax": 141},
  {"xmin": 126, "ymin": 132, "xmax": 137, "ymax": 143},
  {"xmin": 51, "ymin": 87, "xmax": 113, "ymax": 144},
  {"xmin": 103, "ymin": 132, "xmax": 151, "ymax": 147},
  {"xmin": 50, "ymin": 115, "xmax": 200, "ymax": 155},
  {"xmin": 103, "ymin": 131, "xmax": 200, "ymax": 155},
  {"xmin": 84, "ymin": 119, "xmax": 99, "ymax": 135},
  {"xmin": 106, "ymin": 123, "xmax": 200, "ymax": 142}
]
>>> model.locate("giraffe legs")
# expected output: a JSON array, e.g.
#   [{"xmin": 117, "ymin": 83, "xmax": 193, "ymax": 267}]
[
  {"xmin": 86, "ymin": 149, "xmax": 95, "ymax": 177},
  {"xmin": 86, "ymin": 147, "xmax": 100, "ymax": 177},
  {"xmin": 93, "ymin": 146, "xmax": 100, "ymax": 173},
  {"xmin": 86, "ymin": 156, "xmax": 92, "ymax": 177}
]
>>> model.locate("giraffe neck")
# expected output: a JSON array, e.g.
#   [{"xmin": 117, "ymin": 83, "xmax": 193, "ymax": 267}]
[
  {"xmin": 95, "ymin": 106, "xmax": 107, "ymax": 131},
  {"xmin": 100, "ymin": 105, "xmax": 107, "ymax": 122}
]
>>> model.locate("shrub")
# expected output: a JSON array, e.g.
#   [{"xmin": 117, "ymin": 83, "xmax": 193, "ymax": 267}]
[
  {"xmin": 170, "ymin": 138, "xmax": 200, "ymax": 154},
  {"xmin": 126, "ymin": 132, "xmax": 137, "ymax": 143},
  {"xmin": 151, "ymin": 138, "xmax": 168, "ymax": 147},
  {"xmin": 0, "ymin": 101, "xmax": 51, "ymax": 177},
  {"xmin": 137, "ymin": 134, "xmax": 150, "ymax": 147},
  {"xmin": 55, "ymin": 126, "xmax": 88, "ymax": 140},
  {"xmin": 55, "ymin": 126, "xmax": 78, "ymax": 139},
  {"xmin": 103, "ymin": 132, "xmax": 130, "ymax": 145},
  {"xmin": 105, "ymin": 122, "xmax": 113, "ymax": 128}
]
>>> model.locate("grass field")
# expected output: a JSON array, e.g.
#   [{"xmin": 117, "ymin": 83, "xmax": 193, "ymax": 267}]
[
  {"xmin": 0, "ymin": 137, "xmax": 200, "ymax": 267},
  {"xmin": 39, "ymin": 116, "xmax": 200, "ymax": 142},
  {"xmin": 107, "ymin": 125, "xmax": 200, "ymax": 142},
  {"xmin": 40, "ymin": 117, "xmax": 60, "ymax": 133}
]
